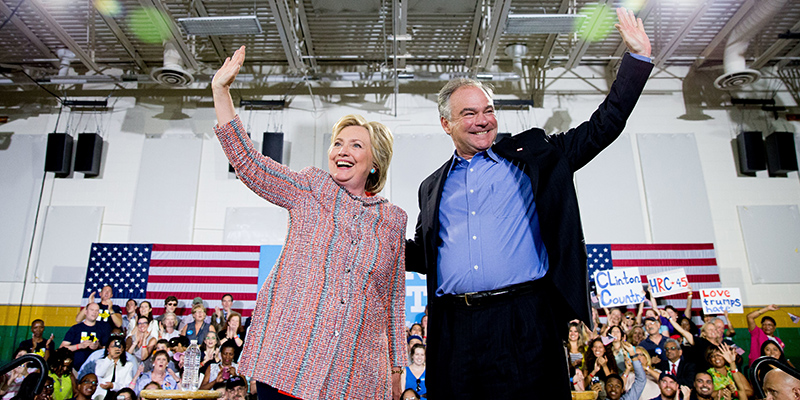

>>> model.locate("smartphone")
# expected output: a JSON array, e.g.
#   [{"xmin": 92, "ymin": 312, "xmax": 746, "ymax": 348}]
[
  {"xmin": 591, "ymin": 375, "xmax": 600, "ymax": 385},
  {"xmin": 221, "ymin": 367, "xmax": 230, "ymax": 380}
]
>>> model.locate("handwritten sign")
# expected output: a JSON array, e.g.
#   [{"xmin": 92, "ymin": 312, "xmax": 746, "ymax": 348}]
[
  {"xmin": 700, "ymin": 288, "xmax": 743, "ymax": 314},
  {"xmin": 594, "ymin": 267, "xmax": 646, "ymax": 307},
  {"xmin": 647, "ymin": 268, "xmax": 690, "ymax": 298}
]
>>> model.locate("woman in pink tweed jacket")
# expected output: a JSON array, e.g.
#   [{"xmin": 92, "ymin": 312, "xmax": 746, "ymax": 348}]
[{"xmin": 212, "ymin": 46, "xmax": 407, "ymax": 400}]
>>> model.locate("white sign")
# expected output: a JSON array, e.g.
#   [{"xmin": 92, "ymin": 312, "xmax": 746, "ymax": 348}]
[
  {"xmin": 594, "ymin": 268, "xmax": 646, "ymax": 307},
  {"xmin": 700, "ymin": 287, "xmax": 743, "ymax": 314},
  {"xmin": 646, "ymin": 268, "xmax": 690, "ymax": 298}
]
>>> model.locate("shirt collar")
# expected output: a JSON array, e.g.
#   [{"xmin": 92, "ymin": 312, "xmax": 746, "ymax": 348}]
[{"xmin": 446, "ymin": 147, "xmax": 500, "ymax": 176}]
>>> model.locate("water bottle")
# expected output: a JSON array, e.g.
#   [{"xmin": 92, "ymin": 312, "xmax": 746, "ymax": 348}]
[{"xmin": 180, "ymin": 340, "xmax": 201, "ymax": 391}]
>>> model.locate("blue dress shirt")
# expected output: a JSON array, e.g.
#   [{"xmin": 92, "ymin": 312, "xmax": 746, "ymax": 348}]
[{"xmin": 436, "ymin": 148, "xmax": 549, "ymax": 295}]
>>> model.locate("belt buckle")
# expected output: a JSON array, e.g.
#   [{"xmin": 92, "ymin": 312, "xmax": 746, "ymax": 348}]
[{"xmin": 463, "ymin": 291, "xmax": 478, "ymax": 306}]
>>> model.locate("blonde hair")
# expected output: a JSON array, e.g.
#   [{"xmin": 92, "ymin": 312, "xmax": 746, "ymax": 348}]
[
  {"xmin": 635, "ymin": 346, "xmax": 652, "ymax": 367},
  {"xmin": 330, "ymin": 114, "xmax": 394, "ymax": 194}
]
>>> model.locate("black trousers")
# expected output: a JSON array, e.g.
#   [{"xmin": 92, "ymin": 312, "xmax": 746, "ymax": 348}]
[
  {"xmin": 256, "ymin": 382, "xmax": 299, "ymax": 400},
  {"xmin": 425, "ymin": 280, "xmax": 572, "ymax": 399}
]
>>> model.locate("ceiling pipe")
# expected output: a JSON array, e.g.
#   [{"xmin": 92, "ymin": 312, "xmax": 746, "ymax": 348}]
[
  {"xmin": 56, "ymin": 49, "xmax": 76, "ymax": 77},
  {"xmin": 715, "ymin": 0, "xmax": 788, "ymax": 89}
]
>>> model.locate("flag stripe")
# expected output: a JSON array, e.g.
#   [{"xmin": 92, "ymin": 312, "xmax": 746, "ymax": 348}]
[
  {"xmin": 152, "ymin": 306, "xmax": 255, "ymax": 317},
  {"xmin": 610, "ymin": 243, "xmax": 715, "ymax": 251},
  {"xmin": 147, "ymin": 275, "xmax": 258, "ymax": 285},
  {"xmin": 614, "ymin": 259, "xmax": 717, "ymax": 267},
  {"xmin": 147, "ymin": 267, "xmax": 258, "ymax": 277},
  {"xmin": 149, "ymin": 259, "xmax": 260, "ymax": 268},
  {"xmin": 152, "ymin": 244, "xmax": 261, "ymax": 252},
  {"xmin": 146, "ymin": 291, "xmax": 258, "ymax": 301}
]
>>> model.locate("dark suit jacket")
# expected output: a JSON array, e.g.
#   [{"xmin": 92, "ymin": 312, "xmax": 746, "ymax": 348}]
[
  {"xmin": 657, "ymin": 356, "xmax": 698, "ymax": 387},
  {"xmin": 405, "ymin": 53, "xmax": 653, "ymax": 331}
]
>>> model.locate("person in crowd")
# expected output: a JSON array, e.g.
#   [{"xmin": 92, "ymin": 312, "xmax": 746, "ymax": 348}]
[
  {"xmin": 77, "ymin": 286, "xmax": 122, "ymax": 330},
  {"xmin": 420, "ymin": 314, "xmax": 428, "ymax": 342},
  {"xmin": 126, "ymin": 315, "xmax": 157, "ymax": 363},
  {"xmin": 9, "ymin": 373, "xmax": 54, "ymax": 400},
  {"xmin": 76, "ymin": 334, "xmax": 124, "ymax": 381},
  {"xmin": 158, "ymin": 312, "xmax": 181, "ymax": 341},
  {"xmin": 199, "ymin": 342, "xmax": 240, "ymax": 390},
  {"xmin": 131, "ymin": 350, "xmax": 179, "ymax": 394},
  {"xmin": 603, "ymin": 308, "xmax": 624, "ymax": 335},
  {"xmin": 213, "ymin": 45, "xmax": 407, "ymax": 400},
  {"xmin": 400, "ymin": 344, "xmax": 426, "ymax": 398},
  {"xmin": 585, "ymin": 337, "xmax": 620, "ymax": 388},
  {"xmin": 155, "ymin": 296, "xmax": 178, "ymax": 327},
  {"xmin": 212, "ymin": 294, "xmax": 234, "ymax": 333},
  {"xmin": 705, "ymin": 344, "xmax": 752, "ymax": 399},
  {"xmin": 112, "ymin": 388, "xmax": 136, "ymax": 400},
  {"xmin": 747, "ymin": 304, "xmax": 784, "ymax": 366},
  {"xmin": 400, "ymin": 389, "xmax": 420, "ymax": 400},
  {"xmin": 138, "ymin": 381, "xmax": 161, "ymax": 394},
  {"xmin": 1, "ymin": 349, "xmax": 31, "ymax": 399},
  {"xmin": 180, "ymin": 303, "xmax": 215, "ymax": 343},
  {"xmin": 675, "ymin": 316, "xmax": 699, "ymax": 346},
  {"xmin": 16, "ymin": 320, "xmax": 55, "ymax": 362},
  {"xmin": 94, "ymin": 337, "xmax": 136, "ymax": 400},
  {"xmin": 141, "ymin": 340, "xmax": 174, "ymax": 373},
  {"xmin": 629, "ymin": 325, "xmax": 646, "ymax": 347},
  {"xmin": 408, "ymin": 323, "xmax": 424, "ymax": 340},
  {"xmin": 606, "ymin": 342, "xmax": 646, "ymax": 400},
  {"xmin": 218, "ymin": 311, "xmax": 245, "ymax": 357},
  {"xmin": 686, "ymin": 322, "xmax": 723, "ymax": 371},
  {"xmin": 200, "ymin": 332, "xmax": 222, "ymax": 370},
  {"xmin": 608, "ymin": 325, "xmax": 630, "ymax": 373},
  {"xmin": 632, "ymin": 346, "xmax": 662, "ymax": 400},
  {"xmin": 655, "ymin": 339, "xmax": 696, "ymax": 388},
  {"xmin": 566, "ymin": 321, "xmax": 589, "ymax": 369},
  {"xmin": 121, "ymin": 300, "xmax": 137, "ymax": 335},
  {"xmin": 402, "ymin": 8, "xmax": 651, "ymax": 398},
  {"xmin": 623, "ymin": 310, "xmax": 637, "ymax": 333},
  {"xmin": 761, "ymin": 340, "xmax": 794, "ymax": 368},
  {"xmin": 407, "ymin": 336, "xmax": 423, "ymax": 350},
  {"xmin": 69, "ymin": 373, "xmax": 98, "ymax": 400},
  {"xmin": 127, "ymin": 301, "xmax": 158, "ymax": 339},
  {"xmin": 688, "ymin": 371, "xmax": 714, "ymax": 400},
  {"xmin": 225, "ymin": 376, "xmax": 248, "ymax": 400},
  {"xmin": 61, "ymin": 303, "xmax": 110, "ymax": 372},
  {"xmin": 650, "ymin": 372, "xmax": 689, "ymax": 400},
  {"xmin": 641, "ymin": 317, "xmax": 668, "ymax": 366},
  {"xmin": 48, "ymin": 349, "xmax": 77, "ymax": 400},
  {"xmin": 762, "ymin": 368, "xmax": 800, "ymax": 400},
  {"xmin": 181, "ymin": 298, "xmax": 211, "ymax": 328}
]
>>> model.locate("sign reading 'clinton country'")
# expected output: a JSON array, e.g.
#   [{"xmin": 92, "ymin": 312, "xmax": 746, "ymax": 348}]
[
  {"xmin": 700, "ymin": 288, "xmax": 743, "ymax": 314},
  {"xmin": 594, "ymin": 267, "xmax": 646, "ymax": 307},
  {"xmin": 647, "ymin": 268, "xmax": 690, "ymax": 298}
]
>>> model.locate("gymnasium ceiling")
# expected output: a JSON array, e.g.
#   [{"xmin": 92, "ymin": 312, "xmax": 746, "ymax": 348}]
[{"xmin": 0, "ymin": 0, "xmax": 799, "ymax": 99}]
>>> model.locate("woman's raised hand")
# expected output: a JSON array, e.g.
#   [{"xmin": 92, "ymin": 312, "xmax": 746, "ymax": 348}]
[{"xmin": 212, "ymin": 46, "xmax": 246, "ymax": 93}]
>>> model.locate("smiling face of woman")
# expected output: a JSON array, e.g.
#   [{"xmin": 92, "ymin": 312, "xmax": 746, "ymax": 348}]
[
  {"xmin": 568, "ymin": 326, "xmax": 579, "ymax": 341},
  {"xmin": 204, "ymin": 333, "xmax": 217, "ymax": 347},
  {"xmin": 411, "ymin": 348, "xmax": 425, "ymax": 366},
  {"xmin": 139, "ymin": 302, "xmax": 151, "ymax": 316},
  {"xmin": 228, "ymin": 315, "xmax": 240, "ymax": 329},
  {"xmin": 592, "ymin": 340, "xmax": 605, "ymax": 357},
  {"xmin": 708, "ymin": 350, "xmax": 726, "ymax": 368},
  {"xmin": 763, "ymin": 342, "xmax": 782, "ymax": 359}
]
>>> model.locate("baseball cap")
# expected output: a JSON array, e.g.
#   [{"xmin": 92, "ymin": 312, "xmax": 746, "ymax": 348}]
[
  {"xmin": 659, "ymin": 371, "xmax": 678, "ymax": 382},
  {"xmin": 226, "ymin": 376, "xmax": 246, "ymax": 390},
  {"xmin": 192, "ymin": 297, "xmax": 203, "ymax": 306}
]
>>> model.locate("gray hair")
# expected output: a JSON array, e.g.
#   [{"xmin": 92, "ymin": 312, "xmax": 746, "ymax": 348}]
[
  {"xmin": 437, "ymin": 78, "xmax": 494, "ymax": 121},
  {"xmin": 664, "ymin": 338, "xmax": 681, "ymax": 348}
]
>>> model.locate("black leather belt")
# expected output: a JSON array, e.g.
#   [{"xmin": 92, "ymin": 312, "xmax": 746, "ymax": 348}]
[{"xmin": 441, "ymin": 279, "xmax": 542, "ymax": 307}]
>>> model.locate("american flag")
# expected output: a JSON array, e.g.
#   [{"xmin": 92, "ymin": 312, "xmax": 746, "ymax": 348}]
[
  {"xmin": 82, "ymin": 243, "xmax": 259, "ymax": 317},
  {"xmin": 587, "ymin": 243, "xmax": 721, "ymax": 314}
]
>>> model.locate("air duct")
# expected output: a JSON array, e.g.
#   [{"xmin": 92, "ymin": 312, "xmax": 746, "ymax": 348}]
[
  {"xmin": 504, "ymin": 44, "xmax": 528, "ymax": 92},
  {"xmin": 150, "ymin": 41, "xmax": 194, "ymax": 87},
  {"xmin": 715, "ymin": 0, "xmax": 788, "ymax": 90},
  {"xmin": 57, "ymin": 49, "xmax": 76, "ymax": 76}
]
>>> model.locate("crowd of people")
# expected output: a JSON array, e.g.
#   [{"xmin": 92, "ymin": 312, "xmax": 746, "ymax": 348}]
[
  {"xmin": 2, "ymin": 287, "xmax": 250, "ymax": 400},
  {"xmin": 565, "ymin": 291, "xmax": 797, "ymax": 400}
]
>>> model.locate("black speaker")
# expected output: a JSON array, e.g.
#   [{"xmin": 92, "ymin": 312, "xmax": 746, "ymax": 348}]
[
  {"xmin": 45, "ymin": 133, "xmax": 73, "ymax": 174},
  {"xmin": 736, "ymin": 131, "xmax": 766, "ymax": 175},
  {"xmin": 74, "ymin": 133, "xmax": 103, "ymax": 176},
  {"xmin": 765, "ymin": 131, "xmax": 798, "ymax": 176},
  {"xmin": 263, "ymin": 131, "xmax": 284, "ymax": 164}
]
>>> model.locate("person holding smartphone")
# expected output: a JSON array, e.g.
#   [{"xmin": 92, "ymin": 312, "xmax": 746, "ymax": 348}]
[{"xmin": 199, "ymin": 341, "xmax": 239, "ymax": 390}]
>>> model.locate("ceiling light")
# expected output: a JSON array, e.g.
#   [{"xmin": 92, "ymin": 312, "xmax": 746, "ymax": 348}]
[
  {"xmin": 504, "ymin": 14, "xmax": 587, "ymax": 34},
  {"xmin": 178, "ymin": 16, "xmax": 262, "ymax": 36}
]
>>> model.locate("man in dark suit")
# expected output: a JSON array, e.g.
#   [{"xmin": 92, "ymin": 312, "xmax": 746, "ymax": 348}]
[
  {"xmin": 657, "ymin": 338, "xmax": 697, "ymax": 387},
  {"xmin": 405, "ymin": 7, "xmax": 653, "ymax": 399}
]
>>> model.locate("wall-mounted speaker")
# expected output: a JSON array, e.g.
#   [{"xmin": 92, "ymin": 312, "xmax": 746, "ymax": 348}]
[
  {"xmin": 263, "ymin": 132, "xmax": 284, "ymax": 164},
  {"xmin": 736, "ymin": 131, "xmax": 766, "ymax": 175},
  {"xmin": 765, "ymin": 131, "xmax": 798, "ymax": 176},
  {"xmin": 45, "ymin": 133, "xmax": 73, "ymax": 175},
  {"xmin": 74, "ymin": 133, "xmax": 103, "ymax": 176}
]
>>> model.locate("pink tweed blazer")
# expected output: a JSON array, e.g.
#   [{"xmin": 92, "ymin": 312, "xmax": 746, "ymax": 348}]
[{"xmin": 215, "ymin": 116, "xmax": 407, "ymax": 400}]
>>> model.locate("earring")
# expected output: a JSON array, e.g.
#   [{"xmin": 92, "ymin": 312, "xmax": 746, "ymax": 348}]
[{"xmin": 370, "ymin": 168, "xmax": 376, "ymax": 174}]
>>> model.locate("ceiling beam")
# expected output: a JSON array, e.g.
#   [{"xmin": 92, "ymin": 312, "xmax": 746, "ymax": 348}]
[
  {"xmin": 295, "ymin": 0, "xmax": 317, "ymax": 71},
  {"xmin": 465, "ymin": 0, "xmax": 484, "ymax": 70},
  {"xmin": 191, "ymin": 0, "xmax": 227, "ymax": 63},
  {"xmin": 137, "ymin": 0, "xmax": 199, "ymax": 71},
  {"xmin": 537, "ymin": 0, "xmax": 573, "ymax": 69},
  {"xmin": 693, "ymin": 0, "xmax": 755, "ymax": 68},
  {"xmin": 653, "ymin": 0, "xmax": 711, "ymax": 70},
  {"xmin": 565, "ymin": 0, "xmax": 609, "ymax": 70},
  {"xmin": 751, "ymin": 20, "xmax": 800, "ymax": 70},
  {"xmin": 476, "ymin": 0, "xmax": 512, "ymax": 70},
  {"xmin": 776, "ymin": 41, "xmax": 800, "ymax": 69},
  {"xmin": 392, "ymin": 0, "xmax": 408, "ymax": 69},
  {"xmin": 94, "ymin": 10, "xmax": 149, "ymax": 73},
  {"xmin": 26, "ymin": 0, "xmax": 100, "ymax": 72},
  {"xmin": 267, "ymin": 0, "xmax": 306, "ymax": 72},
  {"xmin": 606, "ymin": 0, "xmax": 655, "ymax": 71},
  {"xmin": 0, "ymin": 0, "xmax": 57, "ymax": 63}
]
